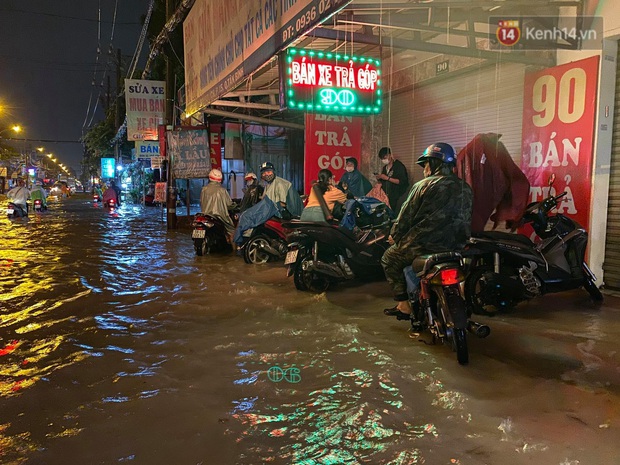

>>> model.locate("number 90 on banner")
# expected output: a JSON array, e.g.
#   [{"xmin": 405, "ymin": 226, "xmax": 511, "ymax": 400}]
[{"xmin": 531, "ymin": 67, "xmax": 587, "ymax": 127}]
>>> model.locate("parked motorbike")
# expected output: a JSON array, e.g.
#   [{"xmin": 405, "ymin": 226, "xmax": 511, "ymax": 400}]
[
  {"xmin": 241, "ymin": 217, "xmax": 289, "ymax": 264},
  {"xmin": 7, "ymin": 202, "xmax": 27, "ymax": 219},
  {"xmin": 406, "ymin": 252, "xmax": 490, "ymax": 365},
  {"xmin": 192, "ymin": 209, "xmax": 238, "ymax": 256},
  {"xmin": 284, "ymin": 200, "xmax": 393, "ymax": 292},
  {"xmin": 463, "ymin": 175, "xmax": 603, "ymax": 316}
]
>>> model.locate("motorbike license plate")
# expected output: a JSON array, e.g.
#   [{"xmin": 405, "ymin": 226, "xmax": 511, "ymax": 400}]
[
  {"xmin": 7, "ymin": 208, "xmax": 14, "ymax": 215},
  {"xmin": 284, "ymin": 250, "xmax": 298, "ymax": 265},
  {"xmin": 192, "ymin": 229, "xmax": 206, "ymax": 239}
]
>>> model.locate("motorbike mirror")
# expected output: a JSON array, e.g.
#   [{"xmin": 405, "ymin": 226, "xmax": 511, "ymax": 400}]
[{"xmin": 548, "ymin": 174, "xmax": 556, "ymax": 187}]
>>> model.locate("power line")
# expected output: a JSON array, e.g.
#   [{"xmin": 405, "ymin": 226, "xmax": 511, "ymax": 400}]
[{"xmin": 0, "ymin": 6, "xmax": 139, "ymax": 24}]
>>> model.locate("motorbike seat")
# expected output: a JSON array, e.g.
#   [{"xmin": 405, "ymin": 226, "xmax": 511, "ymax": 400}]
[
  {"xmin": 412, "ymin": 251, "xmax": 462, "ymax": 275},
  {"xmin": 473, "ymin": 230, "xmax": 534, "ymax": 247}
]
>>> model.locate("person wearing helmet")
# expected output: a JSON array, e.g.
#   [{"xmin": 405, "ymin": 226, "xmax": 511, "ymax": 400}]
[
  {"xmin": 338, "ymin": 157, "xmax": 372, "ymax": 198},
  {"xmin": 239, "ymin": 172, "xmax": 263, "ymax": 212},
  {"xmin": 376, "ymin": 147, "xmax": 410, "ymax": 214},
  {"xmin": 29, "ymin": 180, "xmax": 48, "ymax": 209},
  {"xmin": 200, "ymin": 168, "xmax": 236, "ymax": 236},
  {"xmin": 260, "ymin": 161, "xmax": 302, "ymax": 218},
  {"xmin": 381, "ymin": 142, "xmax": 473, "ymax": 322}
]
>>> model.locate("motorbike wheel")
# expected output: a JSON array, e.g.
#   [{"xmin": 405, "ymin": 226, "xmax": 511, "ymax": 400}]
[
  {"xmin": 465, "ymin": 266, "xmax": 516, "ymax": 316},
  {"xmin": 243, "ymin": 235, "xmax": 271, "ymax": 264},
  {"xmin": 293, "ymin": 254, "xmax": 330, "ymax": 293},
  {"xmin": 438, "ymin": 289, "xmax": 469, "ymax": 365},
  {"xmin": 584, "ymin": 278, "xmax": 604, "ymax": 302},
  {"xmin": 451, "ymin": 328, "xmax": 469, "ymax": 365},
  {"xmin": 194, "ymin": 238, "xmax": 207, "ymax": 256}
]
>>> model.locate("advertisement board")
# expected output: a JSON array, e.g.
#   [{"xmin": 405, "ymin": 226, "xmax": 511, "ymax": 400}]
[
  {"xmin": 209, "ymin": 124, "xmax": 222, "ymax": 170},
  {"xmin": 101, "ymin": 158, "xmax": 116, "ymax": 179},
  {"xmin": 304, "ymin": 114, "xmax": 362, "ymax": 195},
  {"xmin": 136, "ymin": 141, "xmax": 160, "ymax": 160},
  {"xmin": 282, "ymin": 48, "xmax": 381, "ymax": 114},
  {"xmin": 183, "ymin": 0, "xmax": 353, "ymax": 115},
  {"xmin": 168, "ymin": 129, "xmax": 211, "ymax": 179},
  {"xmin": 125, "ymin": 79, "xmax": 166, "ymax": 141},
  {"xmin": 521, "ymin": 55, "xmax": 599, "ymax": 233}
]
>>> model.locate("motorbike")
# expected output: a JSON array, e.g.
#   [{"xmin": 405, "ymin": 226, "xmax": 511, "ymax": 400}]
[
  {"xmin": 240, "ymin": 217, "xmax": 289, "ymax": 264},
  {"xmin": 463, "ymin": 175, "xmax": 603, "ymax": 316},
  {"xmin": 93, "ymin": 193, "xmax": 101, "ymax": 203},
  {"xmin": 284, "ymin": 199, "xmax": 393, "ymax": 292},
  {"xmin": 406, "ymin": 252, "xmax": 490, "ymax": 365},
  {"xmin": 104, "ymin": 198, "xmax": 117, "ymax": 211},
  {"xmin": 192, "ymin": 209, "xmax": 239, "ymax": 256},
  {"xmin": 33, "ymin": 199, "xmax": 45, "ymax": 212},
  {"xmin": 7, "ymin": 202, "xmax": 27, "ymax": 219}
]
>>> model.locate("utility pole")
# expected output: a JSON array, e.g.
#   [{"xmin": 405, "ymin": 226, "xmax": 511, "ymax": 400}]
[
  {"xmin": 115, "ymin": 48, "xmax": 122, "ymax": 184},
  {"xmin": 165, "ymin": 0, "xmax": 177, "ymax": 229}
]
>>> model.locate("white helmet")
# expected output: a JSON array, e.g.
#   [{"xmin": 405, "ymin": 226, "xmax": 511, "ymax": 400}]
[
  {"xmin": 208, "ymin": 169, "xmax": 223, "ymax": 182},
  {"xmin": 244, "ymin": 172, "xmax": 257, "ymax": 181}
]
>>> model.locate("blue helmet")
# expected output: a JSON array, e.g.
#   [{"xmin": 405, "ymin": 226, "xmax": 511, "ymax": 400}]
[
  {"xmin": 417, "ymin": 143, "xmax": 456, "ymax": 166},
  {"xmin": 260, "ymin": 161, "xmax": 275, "ymax": 173}
]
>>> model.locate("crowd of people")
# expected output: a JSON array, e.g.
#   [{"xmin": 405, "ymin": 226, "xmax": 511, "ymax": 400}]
[{"xmin": 196, "ymin": 143, "xmax": 472, "ymax": 329}]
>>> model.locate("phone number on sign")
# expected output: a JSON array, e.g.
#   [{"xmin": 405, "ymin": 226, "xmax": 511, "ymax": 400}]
[{"xmin": 282, "ymin": 0, "xmax": 349, "ymax": 42}]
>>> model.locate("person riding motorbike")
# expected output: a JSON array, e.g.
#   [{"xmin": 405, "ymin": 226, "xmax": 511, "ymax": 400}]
[
  {"xmin": 200, "ymin": 169, "xmax": 236, "ymax": 241},
  {"xmin": 29, "ymin": 180, "xmax": 48, "ymax": 208},
  {"xmin": 7, "ymin": 178, "xmax": 30, "ymax": 215},
  {"xmin": 103, "ymin": 181, "xmax": 120, "ymax": 206},
  {"xmin": 381, "ymin": 142, "xmax": 473, "ymax": 322},
  {"xmin": 109, "ymin": 180, "xmax": 122, "ymax": 205},
  {"xmin": 260, "ymin": 162, "xmax": 303, "ymax": 218},
  {"xmin": 301, "ymin": 168, "xmax": 347, "ymax": 222},
  {"xmin": 239, "ymin": 172, "xmax": 264, "ymax": 212}
]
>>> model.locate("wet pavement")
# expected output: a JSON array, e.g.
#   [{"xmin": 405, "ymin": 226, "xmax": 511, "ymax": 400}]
[{"xmin": 1, "ymin": 194, "xmax": 619, "ymax": 465}]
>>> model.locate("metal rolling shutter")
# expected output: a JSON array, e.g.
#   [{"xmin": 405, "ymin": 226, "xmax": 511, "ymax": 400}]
[
  {"xmin": 413, "ymin": 62, "xmax": 526, "ymax": 183},
  {"xmin": 383, "ymin": 62, "xmax": 526, "ymax": 184},
  {"xmin": 603, "ymin": 47, "xmax": 620, "ymax": 290},
  {"xmin": 382, "ymin": 89, "xmax": 416, "ymax": 177}
]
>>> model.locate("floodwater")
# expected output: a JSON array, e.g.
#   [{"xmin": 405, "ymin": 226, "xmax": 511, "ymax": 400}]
[{"xmin": 1, "ymin": 194, "xmax": 619, "ymax": 465}]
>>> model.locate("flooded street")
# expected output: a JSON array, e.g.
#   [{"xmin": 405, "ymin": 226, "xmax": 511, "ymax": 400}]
[{"xmin": 1, "ymin": 194, "xmax": 619, "ymax": 465}]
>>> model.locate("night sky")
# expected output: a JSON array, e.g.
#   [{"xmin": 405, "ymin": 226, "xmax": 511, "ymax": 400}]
[{"xmin": 0, "ymin": 1, "xmax": 149, "ymax": 174}]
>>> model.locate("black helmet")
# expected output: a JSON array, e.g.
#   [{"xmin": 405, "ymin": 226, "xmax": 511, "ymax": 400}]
[
  {"xmin": 417, "ymin": 143, "xmax": 456, "ymax": 166},
  {"xmin": 260, "ymin": 162, "xmax": 275, "ymax": 173}
]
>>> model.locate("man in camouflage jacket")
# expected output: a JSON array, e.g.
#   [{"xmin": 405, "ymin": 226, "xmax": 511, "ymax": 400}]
[{"xmin": 381, "ymin": 143, "xmax": 473, "ymax": 321}]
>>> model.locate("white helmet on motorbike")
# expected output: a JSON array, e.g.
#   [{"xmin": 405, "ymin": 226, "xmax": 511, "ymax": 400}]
[{"xmin": 208, "ymin": 169, "xmax": 223, "ymax": 182}]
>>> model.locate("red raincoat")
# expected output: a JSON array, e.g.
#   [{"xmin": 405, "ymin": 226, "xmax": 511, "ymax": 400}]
[{"xmin": 456, "ymin": 133, "xmax": 530, "ymax": 233}]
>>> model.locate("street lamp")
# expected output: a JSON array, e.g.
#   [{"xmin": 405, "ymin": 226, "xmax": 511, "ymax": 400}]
[{"xmin": 0, "ymin": 124, "xmax": 21, "ymax": 137}]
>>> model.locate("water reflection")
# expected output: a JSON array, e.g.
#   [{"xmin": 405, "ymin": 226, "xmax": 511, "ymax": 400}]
[{"xmin": 0, "ymin": 196, "xmax": 618, "ymax": 464}]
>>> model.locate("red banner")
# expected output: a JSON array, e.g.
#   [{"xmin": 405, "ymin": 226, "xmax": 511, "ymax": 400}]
[
  {"xmin": 209, "ymin": 124, "xmax": 222, "ymax": 171},
  {"xmin": 304, "ymin": 114, "xmax": 362, "ymax": 195},
  {"xmin": 521, "ymin": 55, "xmax": 599, "ymax": 233}
]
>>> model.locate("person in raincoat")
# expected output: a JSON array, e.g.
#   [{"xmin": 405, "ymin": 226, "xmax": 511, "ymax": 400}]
[
  {"xmin": 239, "ymin": 172, "xmax": 263, "ymax": 213},
  {"xmin": 338, "ymin": 157, "xmax": 372, "ymax": 198},
  {"xmin": 381, "ymin": 143, "xmax": 472, "ymax": 323},
  {"xmin": 260, "ymin": 162, "xmax": 302, "ymax": 218},
  {"xmin": 29, "ymin": 180, "xmax": 48, "ymax": 208},
  {"xmin": 200, "ymin": 169, "xmax": 235, "ymax": 238}
]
